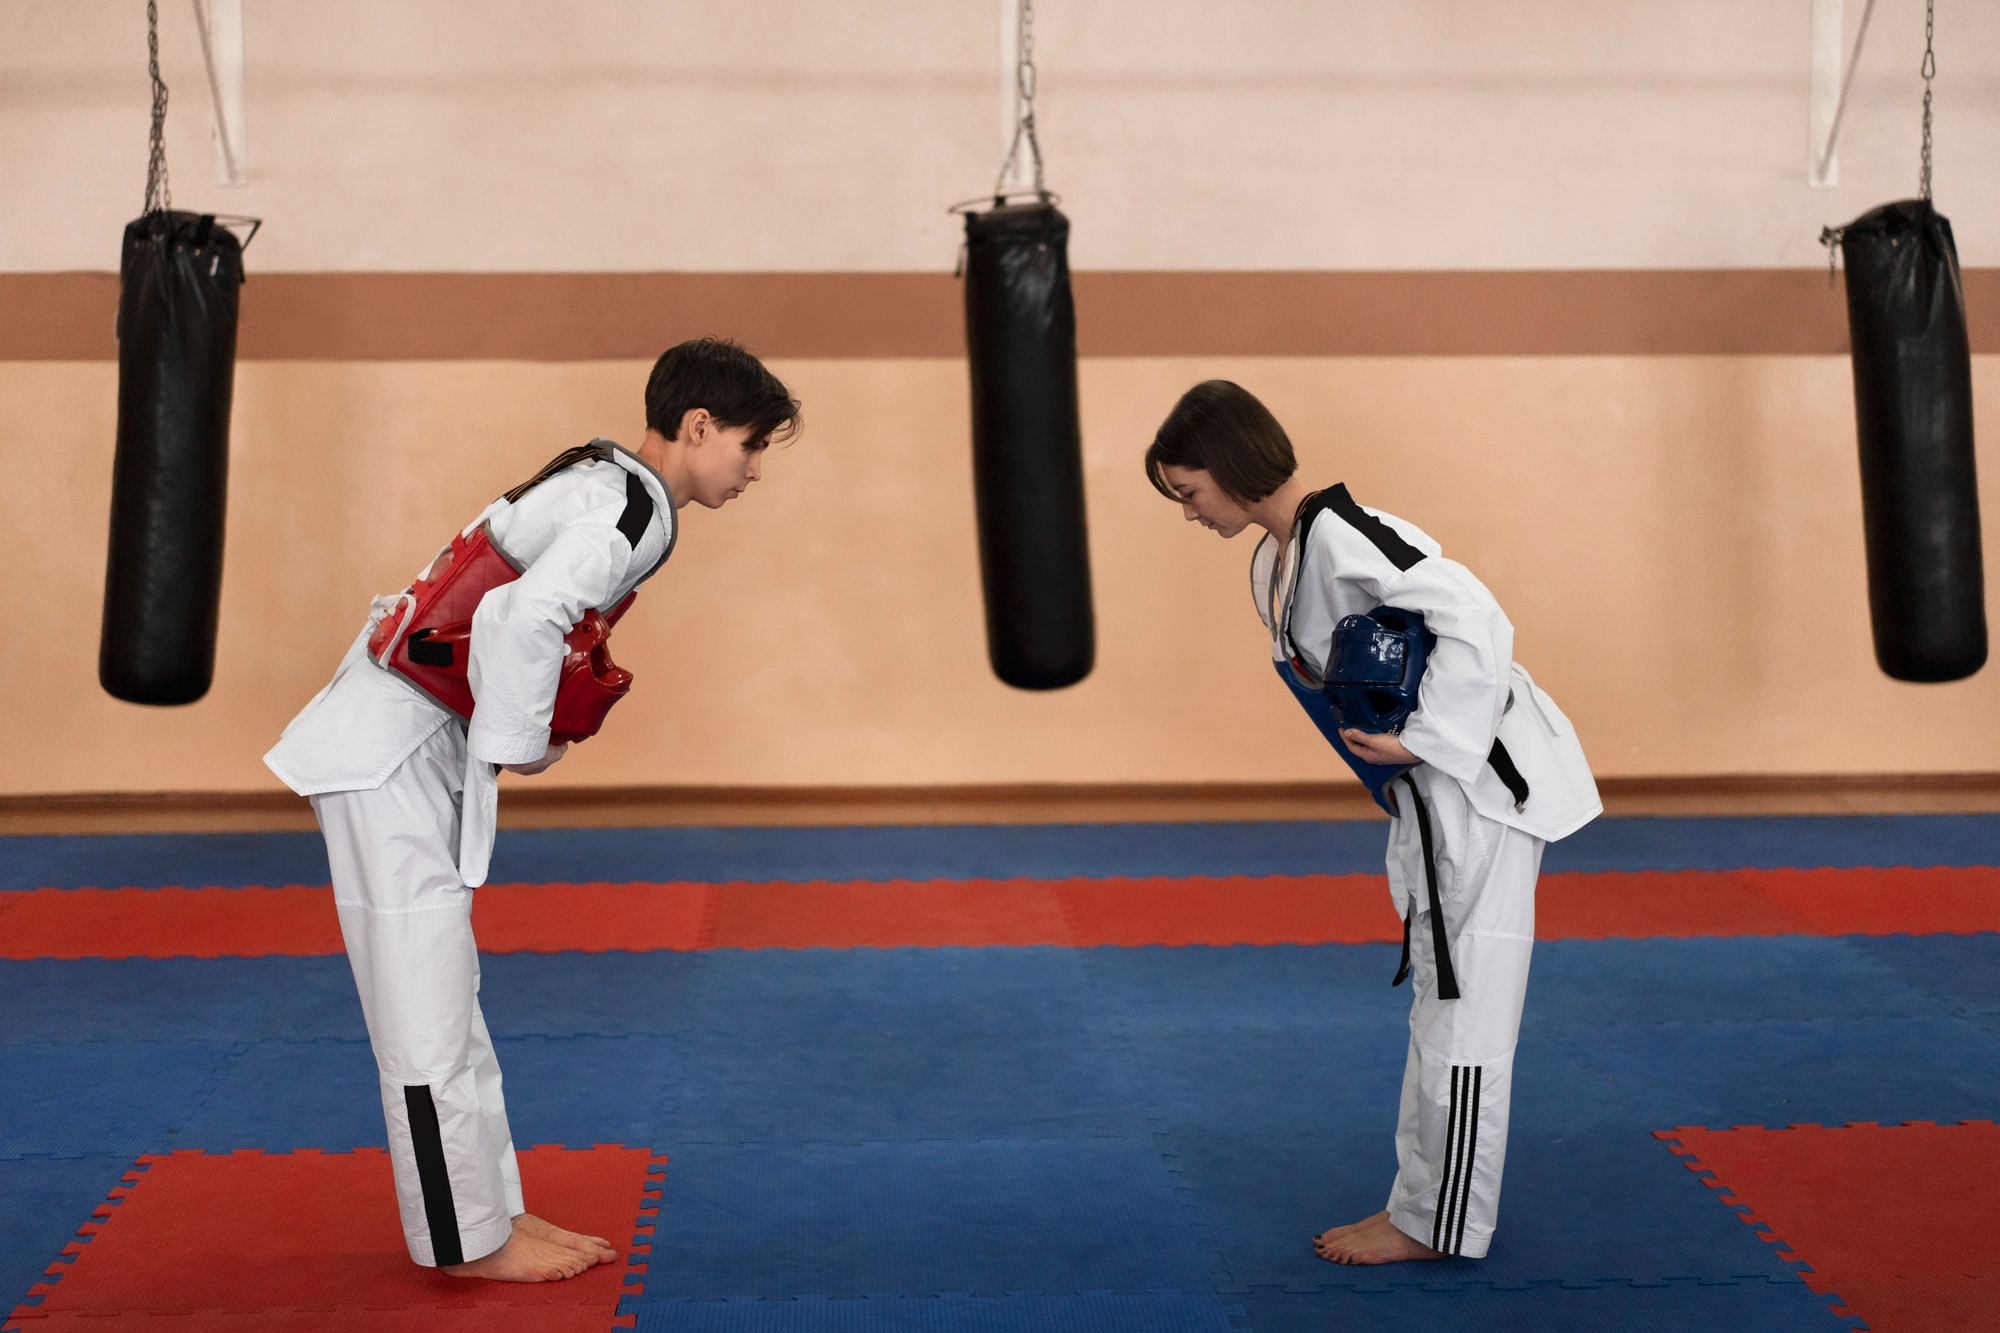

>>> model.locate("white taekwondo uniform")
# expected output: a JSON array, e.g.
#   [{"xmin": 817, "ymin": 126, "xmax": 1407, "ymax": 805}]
[
  {"xmin": 1251, "ymin": 484, "xmax": 1598, "ymax": 1259},
  {"xmin": 265, "ymin": 442, "xmax": 675, "ymax": 1267}
]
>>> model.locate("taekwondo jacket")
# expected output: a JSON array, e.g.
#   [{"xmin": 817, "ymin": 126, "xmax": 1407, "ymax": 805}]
[
  {"xmin": 1251, "ymin": 485, "xmax": 1600, "ymax": 843},
  {"xmin": 266, "ymin": 443, "xmax": 676, "ymax": 881}
]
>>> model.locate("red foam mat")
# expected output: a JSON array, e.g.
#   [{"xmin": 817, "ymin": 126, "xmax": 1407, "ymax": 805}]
[
  {"xmin": 708, "ymin": 877, "xmax": 1072, "ymax": 948},
  {"xmin": 0, "ymin": 886, "xmax": 347, "ymax": 960},
  {"xmin": 0, "ymin": 865, "xmax": 1993, "ymax": 959},
  {"xmin": 1060, "ymin": 873, "xmax": 1397, "ymax": 946},
  {"xmin": 6, "ymin": 1146, "xmax": 657, "ymax": 1332},
  {"xmin": 1659, "ymin": 1122, "xmax": 2000, "ymax": 1332}
]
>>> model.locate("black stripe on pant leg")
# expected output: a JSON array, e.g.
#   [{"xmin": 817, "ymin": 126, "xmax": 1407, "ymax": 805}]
[
  {"xmin": 1452, "ymin": 1066, "xmax": 1484, "ymax": 1256},
  {"xmin": 1438, "ymin": 1065, "xmax": 1476, "ymax": 1255},
  {"xmin": 1456, "ymin": 1064, "xmax": 1488, "ymax": 1248},
  {"xmin": 404, "ymin": 1084, "xmax": 465, "ymax": 1266},
  {"xmin": 1440, "ymin": 1067, "xmax": 1471, "ymax": 1253},
  {"xmin": 1432, "ymin": 1066, "xmax": 1463, "ymax": 1252}
]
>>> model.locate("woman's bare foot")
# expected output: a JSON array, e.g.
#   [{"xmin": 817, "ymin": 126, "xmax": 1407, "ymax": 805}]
[
  {"xmin": 442, "ymin": 1215, "xmax": 616, "ymax": 1282},
  {"xmin": 1313, "ymin": 1211, "xmax": 1447, "ymax": 1265},
  {"xmin": 514, "ymin": 1213, "xmax": 617, "ymax": 1264}
]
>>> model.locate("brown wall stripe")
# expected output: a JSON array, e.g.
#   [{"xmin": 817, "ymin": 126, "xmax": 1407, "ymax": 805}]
[
  {"xmin": 3, "ymin": 773, "xmax": 1997, "ymax": 835},
  {"xmin": 8, "ymin": 268, "xmax": 1998, "ymax": 361}
]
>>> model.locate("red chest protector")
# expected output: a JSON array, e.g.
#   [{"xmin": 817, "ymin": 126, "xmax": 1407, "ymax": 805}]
[{"xmin": 365, "ymin": 444, "xmax": 649, "ymax": 745}]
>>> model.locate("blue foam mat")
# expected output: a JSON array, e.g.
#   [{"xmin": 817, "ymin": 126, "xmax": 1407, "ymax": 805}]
[
  {"xmin": 159, "ymin": 1038, "xmax": 384, "ymax": 1153},
  {"xmin": 1527, "ymin": 1011, "xmax": 2000, "ymax": 1130},
  {"xmin": 622, "ymin": 1292, "xmax": 1242, "ymax": 1333},
  {"xmin": 6, "ymin": 813, "xmax": 1997, "ymax": 890},
  {"xmin": 0, "ymin": 951, "xmax": 710, "ymax": 1045},
  {"xmin": 667, "ymin": 948, "xmax": 1148, "ymax": 1144},
  {"xmin": 481, "ymin": 948, "xmax": 714, "ymax": 1038},
  {"xmin": 1549, "ymin": 813, "xmax": 2000, "ymax": 872},
  {"xmin": 644, "ymin": 1138, "xmax": 1210, "ymax": 1300},
  {"xmin": 4, "ymin": 930, "xmax": 1996, "ymax": 1329},
  {"xmin": 0, "ymin": 956, "xmax": 366, "ymax": 1044},
  {"xmin": 0, "ymin": 1041, "xmax": 237, "ymax": 1159},
  {"xmin": 1079, "ymin": 943, "xmax": 1409, "ymax": 1034},
  {"xmin": 1522, "ymin": 934, "xmax": 1946, "ymax": 1027},
  {"xmin": 1224, "ymin": 1281, "xmax": 1848, "ymax": 1333},
  {"xmin": 1845, "ymin": 932, "xmax": 2000, "ymax": 1018}
]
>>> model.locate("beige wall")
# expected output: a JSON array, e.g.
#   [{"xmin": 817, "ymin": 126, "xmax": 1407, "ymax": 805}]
[
  {"xmin": 4, "ymin": 3, "xmax": 1996, "ymax": 799},
  {"xmin": 3, "ymin": 354, "xmax": 1995, "ymax": 796},
  {"xmin": 6, "ymin": 1, "xmax": 2000, "ymax": 272}
]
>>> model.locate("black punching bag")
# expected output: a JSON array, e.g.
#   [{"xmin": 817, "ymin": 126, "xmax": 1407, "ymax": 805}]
[
  {"xmin": 961, "ymin": 200, "xmax": 1095, "ymax": 690},
  {"xmin": 100, "ymin": 211, "xmax": 246, "ymax": 704},
  {"xmin": 1832, "ymin": 199, "xmax": 1986, "ymax": 682}
]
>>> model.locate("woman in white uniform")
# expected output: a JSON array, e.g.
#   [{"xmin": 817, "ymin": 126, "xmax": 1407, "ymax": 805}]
[
  {"xmin": 1145, "ymin": 380, "xmax": 1599, "ymax": 1265},
  {"xmin": 266, "ymin": 339, "xmax": 799, "ymax": 1282}
]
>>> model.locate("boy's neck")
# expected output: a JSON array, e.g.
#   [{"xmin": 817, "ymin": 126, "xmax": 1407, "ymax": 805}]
[{"xmin": 635, "ymin": 429, "xmax": 685, "ymax": 509}]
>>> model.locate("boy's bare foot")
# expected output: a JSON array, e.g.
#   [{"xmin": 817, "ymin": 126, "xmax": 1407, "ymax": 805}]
[
  {"xmin": 442, "ymin": 1215, "xmax": 616, "ymax": 1282},
  {"xmin": 514, "ymin": 1212, "xmax": 617, "ymax": 1264},
  {"xmin": 1312, "ymin": 1211, "xmax": 1447, "ymax": 1265}
]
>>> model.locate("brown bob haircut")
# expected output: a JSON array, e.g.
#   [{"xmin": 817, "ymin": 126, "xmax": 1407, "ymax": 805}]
[{"xmin": 1144, "ymin": 380, "xmax": 1298, "ymax": 506}]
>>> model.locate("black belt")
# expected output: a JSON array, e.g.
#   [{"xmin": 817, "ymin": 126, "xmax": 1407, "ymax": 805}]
[
  {"xmin": 1388, "ymin": 737, "xmax": 1531, "ymax": 1001},
  {"xmin": 1488, "ymin": 736, "xmax": 1530, "ymax": 811},
  {"xmin": 1392, "ymin": 773, "xmax": 1461, "ymax": 1000}
]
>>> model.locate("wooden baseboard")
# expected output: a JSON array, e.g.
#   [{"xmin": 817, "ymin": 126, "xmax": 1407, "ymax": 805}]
[{"xmin": 1, "ymin": 773, "xmax": 1996, "ymax": 836}]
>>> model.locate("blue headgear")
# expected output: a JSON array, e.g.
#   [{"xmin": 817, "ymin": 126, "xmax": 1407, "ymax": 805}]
[{"xmin": 1323, "ymin": 606, "xmax": 1435, "ymax": 734}]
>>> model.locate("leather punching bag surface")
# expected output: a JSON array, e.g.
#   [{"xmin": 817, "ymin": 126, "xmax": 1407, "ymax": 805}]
[
  {"xmin": 1834, "ymin": 199, "xmax": 1986, "ymax": 682},
  {"xmin": 101, "ymin": 211, "xmax": 246, "ymax": 704},
  {"xmin": 961, "ymin": 200, "xmax": 1095, "ymax": 689}
]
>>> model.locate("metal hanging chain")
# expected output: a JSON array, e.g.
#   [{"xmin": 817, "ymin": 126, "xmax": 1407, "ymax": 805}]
[
  {"xmin": 144, "ymin": 0, "xmax": 172, "ymax": 214},
  {"xmin": 1822, "ymin": 0, "xmax": 1941, "ymax": 282},
  {"xmin": 1919, "ymin": 0, "xmax": 1935, "ymax": 201},
  {"xmin": 993, "ymin": 0, "xmax": 1047, "ymax": 201}
]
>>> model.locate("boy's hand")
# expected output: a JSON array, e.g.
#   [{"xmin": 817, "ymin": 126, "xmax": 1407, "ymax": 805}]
[
  {"xmin": 501, "ymin": 742, "xmax": 569, "ymax": 776},
  {"xmin": 1340, "ymin": 728, "xmax": 1416, "ymax": 767}
]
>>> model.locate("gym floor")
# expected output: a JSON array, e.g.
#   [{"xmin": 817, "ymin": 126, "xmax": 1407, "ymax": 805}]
[{"xmin": 3, "ymin": 815, "xmax": 1996, "ymax": 1332}]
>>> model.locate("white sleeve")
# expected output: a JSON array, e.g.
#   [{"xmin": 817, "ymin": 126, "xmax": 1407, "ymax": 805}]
[
  {"xmin": 1289, "ymin": 500, "xmax": 1511, "ymax": 787},
  {"xmin": 465, "ymin": 518, "xmax": 637, "ymax": 765},
  {"xmin": 1388, "ymin": 556, "xmax": 1514, "ymax": 787}
]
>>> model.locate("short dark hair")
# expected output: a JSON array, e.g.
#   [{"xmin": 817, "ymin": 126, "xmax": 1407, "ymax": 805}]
[
  {"xmin": 1144, "ymin": 380, "xmax": 1297, "ymax": 506},
  {"xmin": 644, "ymin": 337, "xmax": 801, "ymax": 448}
]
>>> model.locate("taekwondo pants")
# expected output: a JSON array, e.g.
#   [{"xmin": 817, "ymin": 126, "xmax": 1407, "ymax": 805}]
[
  {"xmin": 1382, "ymin": 765, "xmax": 1542, "ymax": 1259},
  {"xmin": 311, "ymin": 724, "xmax": 523, "ymax": 1266}
]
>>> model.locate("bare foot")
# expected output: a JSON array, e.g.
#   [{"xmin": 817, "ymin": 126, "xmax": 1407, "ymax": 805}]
[
  {"xmin": 514, "ymin": 1212, "xmax": 617, "ymax": 1264},
  {"xmin": 1313, "ymin": 1210, "xmax": 1448, "ymax": 1265},
  {"xmin": 442, "ymin": 1215, "xmax": 616, "ymax": 1282}
]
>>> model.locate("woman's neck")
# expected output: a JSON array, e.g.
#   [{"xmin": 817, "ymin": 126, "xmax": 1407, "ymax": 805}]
[{"xmin": 1250, "ymin": 474, "xmax": 1316, "ymax": 556}]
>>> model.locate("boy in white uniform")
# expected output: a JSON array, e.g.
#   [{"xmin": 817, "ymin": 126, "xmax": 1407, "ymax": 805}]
[
  {"xmin": 1145, "ymin": 380, "xmax": 1598, "ymax": 1265},
  {"xmin": 265, "ymin": 339, "xmax": 799, "ymax": 1282}
]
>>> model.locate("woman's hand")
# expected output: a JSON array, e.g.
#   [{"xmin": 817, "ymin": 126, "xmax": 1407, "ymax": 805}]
[
  {"xmin": 1339, "ymin": 728, "xmax": 1416, "ymax": 767},
  {"xmin": 501, "ymin": 741, "xmax": 569, "ymax": 776}
]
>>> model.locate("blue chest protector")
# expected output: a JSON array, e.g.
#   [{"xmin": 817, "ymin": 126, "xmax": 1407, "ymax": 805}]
[{"xmin": 1275, "ymin": 660, "xmax": 1412, "ymax": 814}]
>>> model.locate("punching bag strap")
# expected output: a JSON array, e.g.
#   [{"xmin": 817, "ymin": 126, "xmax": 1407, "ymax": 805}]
[{"xmin": 1398, "ymin": 773, "xmax": 1461, "ymax": 1001}]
